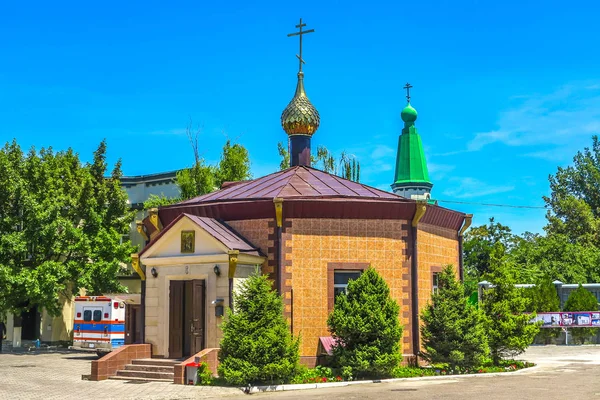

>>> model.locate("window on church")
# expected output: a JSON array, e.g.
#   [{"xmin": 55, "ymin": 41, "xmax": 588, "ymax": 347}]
[
  {"xmin": 333, "ymin": 271, "xmax": 362, "ymax": 298},
  {"xmin": 432, "ymin": 272, "xmax": 439, "ymax": 295}
]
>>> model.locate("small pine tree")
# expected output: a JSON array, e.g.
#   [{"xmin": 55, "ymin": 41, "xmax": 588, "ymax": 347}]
[
  {"xmin": 481, "ymin": 245, "xmax": 540, "ymax": 364},
  {"xmin": 420, "ymin": 265, "xmax": 489, "ymax": 370},
  {"xmin": 563, "ymin": 284, "xmax": 599, "ymax": 344},
  {"xmin": 218, "ymin": 273, "xmax": 300, "ymax": 385},
  {"xmin": 531, "ymin": 278, "xmax": 561, "ymax": 344},
  {"xmin": 327, "ymin": 267, "xmax": 402, "ymax": 379}
]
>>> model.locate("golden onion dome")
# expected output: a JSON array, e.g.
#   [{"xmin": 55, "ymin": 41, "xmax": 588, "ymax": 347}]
[{"xmin": 281, "ymin": 72, "xmax": 320, "ymax": 136}]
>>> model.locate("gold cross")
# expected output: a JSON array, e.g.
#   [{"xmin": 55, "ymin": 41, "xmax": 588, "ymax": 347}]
[
  {"xmin": 403, "ymin": 82, "xmax": 413, "ymax": 103},
  {"xmin": 287, "ymin": 18, "xmax": 315, "ymax": 73}
]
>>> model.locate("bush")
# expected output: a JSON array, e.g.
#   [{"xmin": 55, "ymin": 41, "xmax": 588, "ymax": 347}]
[
  {"xmin": 327, "ymin": 267, "xmax": 403, "ymax": 380},
  {"xmin": 527, "ymin": 278, "xmax": 561, "ymax": 344},
  {"xmin": 564, "ymin": 284, "xmax": 599, "ymax": 344},
  {"xmin": 218, "ymin": 273, "xmax": 300, "ymax": 385},
  {"xmin": 196, "ymin": 362, "xmax": 213, "ymax": 385},
  {"xmin": 481, "ymin": 247, "xmax": 539, "ymax": 364},
  {"xmin": 420, "ymin": 265, "xmax": 488, "ymax": 370},
  {"xmin": 291, "ymin": 365, "xmax": 342, "ymax": 384}
]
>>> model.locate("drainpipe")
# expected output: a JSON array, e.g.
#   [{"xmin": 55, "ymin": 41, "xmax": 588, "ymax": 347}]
[
  {"xmin": 273, "ymin": 198, "xmax": 284, "ymax": 296},
  {"xmin": 131, "ymin": 253, "xmax": 146, "ymax": 344},
  {"xmin": 228, "ymin": 251, "xmax": 239, "ymax": 311},
  {"xmin": 411, "ymin": 202, "xmax": 427, "ymax": 363},
  {"xmin": 458, "ymin": 214, "xmax": 473, "ymax": 282}
]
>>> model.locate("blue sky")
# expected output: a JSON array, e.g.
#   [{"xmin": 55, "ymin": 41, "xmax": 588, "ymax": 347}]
[{"xmin": 2, "ymin": 0, "xmax": 600, "ymax": 234}]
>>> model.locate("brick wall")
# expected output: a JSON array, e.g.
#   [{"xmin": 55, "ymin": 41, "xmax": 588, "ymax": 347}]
[
  {"xmin": 227, "ymin": 219, "xmax": 272, "ymax": 275},
  {"xmin": 90, "ymin": 344, "xmax": 151, "ymax": 381},
  {"xmin": 173, "ymin": 348, "xmax": 220, "ymax": 385},
  {"xmin": 287, "ymin": 218, "xmax": 412, "ymax": 361},
  {"xmin": 416, "ymin": 223, "xmax": 460, "ymax": 313}
]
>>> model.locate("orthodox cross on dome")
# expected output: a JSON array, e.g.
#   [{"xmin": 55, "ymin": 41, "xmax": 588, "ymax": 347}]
[
  {"xmin": 287, "ymin": 18, "xmax": 315, "ymax": 73},
  {"xmin": 403, "ymin": 82, "xmax": 413, "ymax": 103}
]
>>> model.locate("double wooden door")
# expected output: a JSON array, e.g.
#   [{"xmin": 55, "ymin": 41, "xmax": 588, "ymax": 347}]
[{"xmin": 168, "ymin": 280, "xmax": 206, "ymax": 359}]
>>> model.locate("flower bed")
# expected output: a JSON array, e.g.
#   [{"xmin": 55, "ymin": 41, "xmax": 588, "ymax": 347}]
[
  {"xmin": 393, "ymin": 360, "xmax": 535, "ymax": 378},
  {"xmin": 291, "ymin": 366, "xmax": 343, "ymax": 384}
]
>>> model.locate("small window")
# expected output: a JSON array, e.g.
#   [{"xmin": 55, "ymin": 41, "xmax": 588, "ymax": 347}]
[
  {"xmin": 83, "ymin": 310, "xmax": 92, "ymax": 322},
  {"xmin": 334, "ymin": 271, "xmax": 362, "ymax": 298},
  {"xmin": 93, "ymin": 310, "xmax": 102, "ymax": 322},
  {"xmin": 432, "ymin": 272, "xmax": 440, "ymax": 295}
]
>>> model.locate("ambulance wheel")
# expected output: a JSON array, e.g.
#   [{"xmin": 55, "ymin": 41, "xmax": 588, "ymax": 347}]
[{"xmin": 96, "ymin": 349, "xmax": 110, "ymax": 358}]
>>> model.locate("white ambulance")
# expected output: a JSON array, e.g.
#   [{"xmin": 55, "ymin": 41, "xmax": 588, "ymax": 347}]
[{"xmin": 72, "ymin": 296, "xmax": 126, "ymax": 356}]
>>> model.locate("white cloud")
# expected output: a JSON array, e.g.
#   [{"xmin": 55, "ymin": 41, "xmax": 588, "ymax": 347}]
[
  {"xmin": 467, "ymin": 83, "xmax": 600, "ymax": 151},
  {"xmin": 442, "ymin": 177, "xmax": 514, "ymax": 199},
  {"xmin": 147, "ymin": 128, "xmax": 187, "ymax": 136},
  {"xmin": 370, "ymin": 144, "xmax": 395, "ymax": 159},
  {"xmin": 521, "ymin": 149, "xmax": 565, "ymax": 162}
]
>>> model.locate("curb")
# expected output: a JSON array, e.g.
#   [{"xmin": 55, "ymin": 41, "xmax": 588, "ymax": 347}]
[{"xmin": 245, "ymin": 365, "xmax": 539, "ymax": 393}]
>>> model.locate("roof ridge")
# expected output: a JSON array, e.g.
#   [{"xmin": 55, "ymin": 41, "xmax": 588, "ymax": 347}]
[
  {"xmin": 293, "ymin": 168, "xmax": 324, "ymax": 196},
  {"xmin": 273, "ymin": 166, "xmax": 301, "ymax": 198}
]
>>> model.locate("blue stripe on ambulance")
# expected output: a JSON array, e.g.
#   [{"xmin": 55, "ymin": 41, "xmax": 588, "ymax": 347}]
[{"xmin": 74, "ymin": 323, "xmax": 125, "ymax": 332}]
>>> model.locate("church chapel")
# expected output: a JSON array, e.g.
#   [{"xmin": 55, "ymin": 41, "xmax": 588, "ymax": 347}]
[{"xmin": 134, "ymin": 20, "xmax": 471, "ymax": 366}]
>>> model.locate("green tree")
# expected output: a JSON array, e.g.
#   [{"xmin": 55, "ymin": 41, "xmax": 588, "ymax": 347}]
[
  {"xmin": 524, "ymin": 278, "xmax": 561, "ymax": 344},
  {"xmin": 0, "ymin": 140, "xmax": 134, "ymax": 317},
  {"xmin": 420, "ymin": 265, "xmax": 488, "ymax": 370},
  {"xmin": 277, "ymin": 142, "xmax": 290, "ymax": 171},
  {"xmin": 563, "ymin": 284, "xmax": 599, "ymax": 344},
  {"xmin": 327, "ymin": 268, "xmax": 402, "ymax": 379},
  {"xmin": 481, "ymin": 245, "xmax": 539, "ymax": 364},
  {"xmin": 218, "ymin": 272, "xmax": 300, "ymax": 385},
  {"xmin": 215, "ymin": 140, "xmax": 251, "ymax": 188},
  {"xmin": 544, "ymin": 136, "xmax": 600, "ymax": 247},
  {"xmin": 174, "ymin": 121, "xmax": 252, "ymax": 201},
  {"xmin": 277, "ymin": 142, "xmax": 360, "ymax": 182},
  {"xmin": 463, "ymin": 217, "xmax": 516, "ymax": 279},
  {"xmin": 509, "ymin": 233, "xmax": 600, "ymax": 284}
]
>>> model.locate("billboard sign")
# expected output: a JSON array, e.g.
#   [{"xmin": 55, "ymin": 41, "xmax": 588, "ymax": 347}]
[{"xmin": 531, "ymin": 312, "xmax": 600, "ymax": 328}]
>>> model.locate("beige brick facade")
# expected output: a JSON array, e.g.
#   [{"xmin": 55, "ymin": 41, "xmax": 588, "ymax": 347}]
[
  {"xmin": 286, "ymin": 218, "xmax": 412, "ymax": 361},
  {"xmin": 416, "ymin": 223, "xmax": 460, "ymax": 312},
  {"xmin": 227, "ymin": 219, "xmax": 272, "ymax": 274}
]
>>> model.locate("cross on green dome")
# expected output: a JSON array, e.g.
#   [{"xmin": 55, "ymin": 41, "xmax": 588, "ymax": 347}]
[{"xmin": 391, "ymin": 85, "xmax": 432, "ymax": 193}]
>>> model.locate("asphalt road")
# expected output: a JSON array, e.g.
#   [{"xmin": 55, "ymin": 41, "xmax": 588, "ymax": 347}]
[{"xmin": 255, "ymin": 346, "xmax": 600, "ymax": 400}]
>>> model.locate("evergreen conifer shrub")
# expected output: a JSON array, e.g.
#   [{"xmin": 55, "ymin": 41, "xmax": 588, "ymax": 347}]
[
  {"xmin": 481, "ymin": 246, "xmax": 539, "ymax": 364},
  {"xmin": 420, "ymin": 265, "xmax": 489, "ymax": 370},
  {"xmin": 327, "ymin": 267, "xmax": 402, "ymax": 379},
  {"xmin": 529, "ymin": 278, "xmax": 561, "ymax": 344},
  {"xmin": 218, "ymin": 273, "xmax": 300, "ymax": 385},
  {"xmin": 564, "ymin": 284, "xmax": 599, "ymax": 344}
]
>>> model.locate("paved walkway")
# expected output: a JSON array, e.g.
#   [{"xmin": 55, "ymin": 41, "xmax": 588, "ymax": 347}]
[
  {"xmin": 257, "ymin": 345, "xmax": 600, "ymax": 400},
  {"xmin": 0, "ymin": 351, "xmax": 242, "ymax": 400},
  {"xmin": 2, "ymin": 346, "xmax": 600, "ymax": 399}
]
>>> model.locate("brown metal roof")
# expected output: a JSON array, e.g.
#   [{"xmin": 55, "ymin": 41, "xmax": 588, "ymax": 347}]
[
  {"xmin": 154, "ymin": 166, "xmax": 466, "ymax": 232},
  {"xmin": 177, "ymin": 166, "xmax": 403, "ymax": 204},
  {"xmin": 139, "ymin": 213, "xmax": 263, "ymax": 257},
  {"xmin": 185, "ymin": 214, "xmax": 262, "ymax": 255}
]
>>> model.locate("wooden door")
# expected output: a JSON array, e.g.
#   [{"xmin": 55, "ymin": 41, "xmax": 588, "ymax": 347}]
[
  {"xmin": 125, "ymin": 305, "xmax": 141, "ymax": 344},
  {"xmin": 169, "ymin": 281, "xmax": 184, "ymax": 359},
  {"xmin": 191, "ymin": 280, "xmax": 206, "ymax": 355}
]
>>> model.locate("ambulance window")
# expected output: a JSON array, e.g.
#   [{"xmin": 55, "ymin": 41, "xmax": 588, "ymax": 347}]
[
  {"xmin": 93, "ymin": 310, "xmax": 102, "ymax": 322},
  {"xmin": 83, "ymin": 310, "xmax": 92, "ymax": 321}
]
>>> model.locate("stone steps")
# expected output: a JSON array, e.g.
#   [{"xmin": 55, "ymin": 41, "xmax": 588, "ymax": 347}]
[
  {"xmin": 109, "ymin": 358, "xmax": 179, "ymax": 383},
  {"xmin": 109, "ymin": 375, "xmax": 174, "ymax": 383},
  {"xmin": 114, "ymin": 370, "xmax": 174, "ymax": 380},
  {"xmin": 124, "ymin": 364, "xmax": 175, "ymax": 373},
  {"xmin": 132, "ymin": 358, "xmax": 179, "ymax": 367}
]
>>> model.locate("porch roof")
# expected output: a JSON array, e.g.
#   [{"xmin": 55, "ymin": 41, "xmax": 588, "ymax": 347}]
[{"xmin": 139, "ymin": 213, "xmax": 263, "ymax": 258}]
